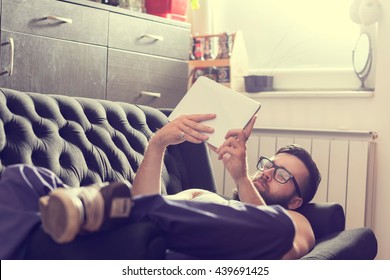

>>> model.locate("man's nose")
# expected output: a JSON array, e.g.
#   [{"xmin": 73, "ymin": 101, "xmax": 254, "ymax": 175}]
[{"xmin": 261, "ymin": 168, "xmax": 274, "ymax": 181}]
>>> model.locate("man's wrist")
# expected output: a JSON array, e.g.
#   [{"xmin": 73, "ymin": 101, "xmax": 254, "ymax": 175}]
[
  {"xmin": 235, "ymin": 175, "xmax": 267, "ymax": 206},
  {"xmin": 235, "ymin": 175, "xmax": 253, "ymax": 190},
  {"xmin": 149, "ymin": 134, "xmax": 168, "ymax": 152}
]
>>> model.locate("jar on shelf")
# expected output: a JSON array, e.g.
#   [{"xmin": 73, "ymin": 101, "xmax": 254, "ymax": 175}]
[
  {"xmin": 191, "ymin": 38, "xmax": 203, "ymax": 60},
  {"xmin": 119, "ymin": 0, "xmax": 145, "ymax": 12}
]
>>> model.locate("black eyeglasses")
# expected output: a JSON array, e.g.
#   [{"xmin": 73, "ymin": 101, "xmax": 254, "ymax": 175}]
[{"xmin": 256, "ymin": 156, "xmax": 302, "ymax": 198}]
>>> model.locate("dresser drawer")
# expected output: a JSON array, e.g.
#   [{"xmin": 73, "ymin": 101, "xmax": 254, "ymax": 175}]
[
  {"xmin": 108, "ymin": 13, "xmax": 190, "ymax": 60},
  {"xmin": 0, "ymin": 31, "xmax": 107, "ymax": 99},
  {"xmin": 1, "ymin": 0, "xmax": 108, "ymax": 46},
  {"xmin": 106, "ymin": 49, "xmax": 188, "ymax": 108}
]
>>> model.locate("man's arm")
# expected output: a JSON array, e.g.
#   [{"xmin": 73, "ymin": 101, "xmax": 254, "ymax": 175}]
[
  {"xmin": 282, "ymin": 210, "xmax": 315, "ymax": 259},
  {"xmin": 165, "ymin": 189, "xmax": 211, "ymax": 200},
  {"xmin": 165, "ymin": 189, "xmax": 229, "ymax": 205},
  {"xmin": 131, "ymin": 137, "xmax": 166, "ymax": 197},
  {"xmin": 132, "ymin": 114, "xmax": 215, "ymax": 197},
  {"xmin": 213, "ymin": 116, "xmax": 265, "ymax": 205},
  {"xmin": 234, "ymin": 176, "xmax": 266, "ymax": 206}
]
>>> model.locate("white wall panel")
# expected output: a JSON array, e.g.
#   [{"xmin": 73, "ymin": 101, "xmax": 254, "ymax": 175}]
[
  {"xmin": 247, "ymin": 135, "xmax": 260, "ymax": 175},
  {"xmin": 346, "ymin": 141, "xmax": 369, "ymax": 228},
  {"xmin": 294, "ymin": 138, "xmax": 312, "ymax": 154},
  {"xmin": 259, "ymin": 136, "xmax": 277, "ymax": 158},
  {"xmin": 276, "ymin": 137, "xmax": 294, "ymax": 151},
  {"xmin": 327, "ymin": 140, "xmax": 349, "ymax": 210},
  {"xmin": 311, "ymin": 139, "xmax": 330, "ymax": 203}
]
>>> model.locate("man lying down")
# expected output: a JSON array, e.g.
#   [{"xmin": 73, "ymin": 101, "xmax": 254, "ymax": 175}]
[{"xmin": 0, "ymin": 114, "xmax": 321, "ymax": 260}]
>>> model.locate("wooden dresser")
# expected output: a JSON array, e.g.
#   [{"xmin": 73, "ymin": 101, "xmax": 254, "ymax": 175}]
[{"xmin": 0, "ymin": 0, "xmax": 190, "ymax": 108}]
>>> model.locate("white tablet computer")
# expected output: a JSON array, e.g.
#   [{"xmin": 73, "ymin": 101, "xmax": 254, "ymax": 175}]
[{"xmin": 168, "ymin": 76, "xmax": 261, "ymax": 148}]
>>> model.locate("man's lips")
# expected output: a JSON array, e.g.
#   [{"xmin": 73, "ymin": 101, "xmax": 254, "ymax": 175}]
[{"xmin": 253, "ymin": 177, "xmax": 266, "ymax": 192}]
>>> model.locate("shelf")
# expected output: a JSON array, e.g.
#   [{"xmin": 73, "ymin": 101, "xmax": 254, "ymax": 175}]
[
  {"xmin": 188, "ymin": 30, "xmax": 248, "ymax": 91},
  {"xmin": 242, "ymin": 90, "xmax": 375, "ymax": 98},
  {"xmin": 253, "ymin": 126, "xmax": 378, "ymax": 140},
  {"xmin": 188, "ymin": 59, "xmax": 230, "ymax": 68}
]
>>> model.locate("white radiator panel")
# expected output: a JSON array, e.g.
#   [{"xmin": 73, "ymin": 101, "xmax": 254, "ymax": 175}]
[
  {"xmin": 311, "ymin": 139, "xmax": 330, "ymax": 203},
  {"xmin": 346, "ymin": 141, "xmax": 370, "ymax": 229},
  {"xmin": 209, "ymin": 127, "xmax": 377, "ymax": 229},
  {"xmin": 327, "ymin": 140, "xmax": 349, "ymax": 211}
]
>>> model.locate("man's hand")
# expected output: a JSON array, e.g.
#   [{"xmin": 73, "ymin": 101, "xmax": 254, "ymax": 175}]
[
  {"xmin": 212, "ymin": 115, "xmax": 266, "ymax": 206},
  {"xmin": 215, "ymin": 115, "xmax": 257, "ymax": 183},
  {"xmin": 151, "ymin": 114, "xmax": 216, "ymax": 149}
]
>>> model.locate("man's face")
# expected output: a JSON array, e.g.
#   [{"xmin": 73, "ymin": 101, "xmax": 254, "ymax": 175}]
[{"xmin": 252, "ymin": 153, "xmax": 309, "ymax": 209}]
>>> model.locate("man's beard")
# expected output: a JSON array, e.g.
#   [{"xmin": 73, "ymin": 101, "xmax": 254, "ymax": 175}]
[
  {"xmin": 258, "ymin": 189, "xmax": 295, "ymax": 209},
  {"xmin": 255, "ymin": 177, "xmax": 295, "ymax": 209},
  {"xmin": 233, "ymin": 176, "xmax": 296, "ymax": 209}
]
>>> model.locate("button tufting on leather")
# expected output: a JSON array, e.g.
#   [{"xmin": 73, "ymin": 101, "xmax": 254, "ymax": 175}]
[
  {"xmin": 31, "ymin": 149, "xmax": 51, "ymax": 168},
  {"xmin": 58, "ymin": 152, "xmax": 73, "ymax": 169},
  {"xmin": 32, "ymin": 122, "xmax": 50, "ymax": 139},
  {"xmin": 4, "ymin": 119, "xmax": 28, "ymax": 142},
  {"xmin": 1, "ymin": 88, "xmax": 191, "ymax": 195}
]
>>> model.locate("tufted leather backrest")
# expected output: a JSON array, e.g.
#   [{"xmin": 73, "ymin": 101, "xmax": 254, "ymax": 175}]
[
  {"xmin": 297, "ymin": 202, "xmax": 345, "ymax": 240},
  {"xmin": 0, "ymin": 88, "xmax": 216, "ymax": 195}
]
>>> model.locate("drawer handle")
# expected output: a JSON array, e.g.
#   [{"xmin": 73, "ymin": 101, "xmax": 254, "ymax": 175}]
[
  {"xmin": 46, "ymin": 15, "xmax": 73, "ymax": 24},
  {"xmin": 140, "ymin": 91, "xmax": 161, "ymax": 98},
  {"xmin": 141, "ymin": 34, "xmax": 164, "ymax": 41}
]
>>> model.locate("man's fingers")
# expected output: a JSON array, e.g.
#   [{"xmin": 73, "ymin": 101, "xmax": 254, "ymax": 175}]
[
  {"xmin": 208, "ymin": 143, "xmax": 217, "ymax": 152},
  {"xmin": 218, "ymin": 146, "xmax": 236, "ymax": 160},
  {"xmin": 187, "ymin": 113, "xmax": 216, "ymax": 122},
  {"xmin": 243, "ymin": 115, "xmax": 257, "ymax": 138},
  {"xmin": 175, "ymin": 115, "xmax": 215, "ymax": 134},
  {"xmin": 224, "ymin": 115, "xmax": 257, "ymax": 141}
]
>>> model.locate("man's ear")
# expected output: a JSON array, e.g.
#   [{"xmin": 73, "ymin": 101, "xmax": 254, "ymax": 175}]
[{"xmin": 287, "ymin": 196, "xmax": 303, "ymax": 210}]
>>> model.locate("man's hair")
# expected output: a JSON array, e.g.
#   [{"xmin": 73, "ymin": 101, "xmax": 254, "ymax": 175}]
[{"xmin": 275, "ymin": 144, "xmax": 321, "ymax": 204}]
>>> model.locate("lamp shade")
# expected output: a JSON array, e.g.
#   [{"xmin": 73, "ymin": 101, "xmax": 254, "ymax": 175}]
[
  {"xmin": 350, "ymin": 0, "xmax": 381, "ymax": 25},
  {"xmin": 359, "ymin": 0, "xmax": 381, "ymax": 25},
  {"xmin": 350, "ymin": 0, "xmax": 364, "ymax": 24}
]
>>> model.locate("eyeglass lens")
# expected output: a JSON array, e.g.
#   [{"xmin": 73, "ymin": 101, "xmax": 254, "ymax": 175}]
[{"xmin": 259, "ymin": 158, "xmax": 291, "ymax": 184}]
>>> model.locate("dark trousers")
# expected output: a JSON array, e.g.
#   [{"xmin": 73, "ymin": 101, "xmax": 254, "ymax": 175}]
[{"xmin": 0, "ymin": 164, "xmax": 294, "ymax": 259}]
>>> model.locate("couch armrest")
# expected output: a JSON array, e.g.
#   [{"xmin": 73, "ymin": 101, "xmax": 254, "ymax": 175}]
[
  {"xmin": 24, "ymin": 222, "xmax": 167, "ymax": 260},
  {"xmin": 175, "ymin": 141, "xmax": 217, "ymax": 192},
  {"xmin": 297, "ymin": 202, "xmax": 345, "ymax": 240},
  {"xmin": 300, "ymin": 227, "xmax": 378, "ymax": 260}
]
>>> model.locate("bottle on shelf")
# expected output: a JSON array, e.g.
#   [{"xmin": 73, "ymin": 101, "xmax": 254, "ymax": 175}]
[
  {"xmin": 192, "ymin": 38, "xmax": 204, "ymax": 60},
  {"xmin": 203, "ymin": 37, "xmax": 214, "ymax": 60},
  {"xmin": 188, "ymin": 31, "xmax": 248, "ymax": 92},
  {"xmin": 217, "ymin": 32, "xmax": 231, "ymax": 59}
]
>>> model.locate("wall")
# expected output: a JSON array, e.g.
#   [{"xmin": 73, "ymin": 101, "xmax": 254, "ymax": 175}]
[
  {"xmin": 364, "ymin": 1, "xmax": 390, "ymax": 259},
  {"xmin": 190, "ymin": 1, "xmax": 390, "ymax": 259},
  {"xmin": 253, "ymin": 3, "xmax": 390, "ymax": 260}
]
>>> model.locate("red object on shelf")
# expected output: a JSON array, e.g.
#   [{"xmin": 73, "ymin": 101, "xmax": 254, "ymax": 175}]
[
  {"xmin": 154, "ymin": 13, "xmax": 187, "ymax": 21},
  {"xmin": 145, "ymin": 0, "xmax": 188, "ymax": 21}
]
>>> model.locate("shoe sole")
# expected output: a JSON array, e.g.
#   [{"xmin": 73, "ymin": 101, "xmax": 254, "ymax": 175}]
[
  {"xmin": 77, "ymin": 187, "xmax": 105, "ymax": 232},
  {"xmin": 39, "ymin": 188, "xmax": 84, "ymax": 244}
]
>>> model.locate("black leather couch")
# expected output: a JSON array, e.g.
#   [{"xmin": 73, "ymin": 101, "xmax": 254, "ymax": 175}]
[{"xmin": 0, "ymin": 87, "xmax": 377, "ymax": 260}]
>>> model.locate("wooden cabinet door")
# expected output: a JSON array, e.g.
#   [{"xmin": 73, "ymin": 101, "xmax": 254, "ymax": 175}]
[
  {"xmin": 107, "ymin": 49, "xmax": 188, "ymax": 108},
  {"xmin": 109, "ymin": 12, "xmax": 190, "ymax": 60},
  {"xmin": 2, "ymin": 0, "xmax": 108, "ymax": 46},
  {"xmin": 0, "ymin": 31, "xmax": 107, "ymax": 99}
]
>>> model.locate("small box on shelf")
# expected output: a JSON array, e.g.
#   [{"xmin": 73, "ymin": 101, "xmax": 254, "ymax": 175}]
[
  {"xmin": 145, "ymin": 0, "xmax": 188, "ymax": 21},
  {"xmin": 188, "ymin": 30, "xmax": 248, "ymax": 92},
  {"xmin": 244, "ymin": 75, "xmax": 274, "ymax": 93}
]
